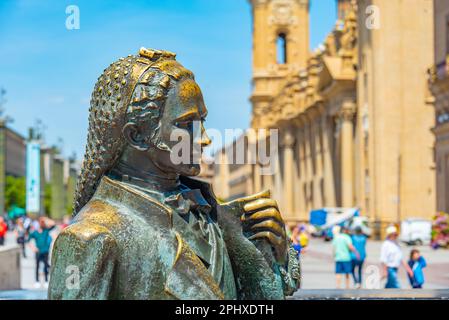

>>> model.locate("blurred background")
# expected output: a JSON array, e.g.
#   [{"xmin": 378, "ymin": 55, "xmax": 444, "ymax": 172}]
[{"xmin": 0, "ymin": 0, "xmax": 448, "ymax": 298}]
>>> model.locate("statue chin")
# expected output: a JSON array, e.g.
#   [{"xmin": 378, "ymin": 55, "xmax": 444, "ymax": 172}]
[
  {"xmin": 182, "ymin": 164, "xmax": 201, "ymax": 177},
  {"xmin": 158, "ymin": 161, "xmax": 201, "ymax": 177}
]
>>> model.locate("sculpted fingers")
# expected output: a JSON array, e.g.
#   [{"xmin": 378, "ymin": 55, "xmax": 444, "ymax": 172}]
[
  {"xmin": 248, "ymin": 231, "xmax": 284, "ymax": 247},
  {"xmin": 236, "ymin": 189, "xmax": 271, "ymax": 203},
  {"xmin": 250, "ymin": 220, "xmax": 286, "ymax": 237},
  {"xmin": 243, "ymin": 199, "xmax": 278, "ymax": 213},
  {"xmin": 242, "ymin": 207, "xmax": 282, "ymax": 222}
]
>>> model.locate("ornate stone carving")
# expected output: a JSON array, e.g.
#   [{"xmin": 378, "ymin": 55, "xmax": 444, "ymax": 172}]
[
  {"xmin": 268, "ymin": 0, "xmax": 297, "ymax": 26},
  {"xmin": 340, "ymin": 104, "xmax": 356, "ymax": 122},
  {"xmin": 281, "ymin": 127, "xmax": 296, "ymax": 148}
]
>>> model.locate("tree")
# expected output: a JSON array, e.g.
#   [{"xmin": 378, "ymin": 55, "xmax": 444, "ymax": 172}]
[{"xmin": 5, "ymin": 175, "xmax": 26, "ymax": 211}]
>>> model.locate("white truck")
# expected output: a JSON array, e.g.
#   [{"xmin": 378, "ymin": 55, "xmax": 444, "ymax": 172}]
[
  {"xmin": 309, "ymin": 208, "xmax": 372, "ymax": 240},
  {"xmin": 399, "ymin": 218, "xmax": 432, "ymax": 246}
]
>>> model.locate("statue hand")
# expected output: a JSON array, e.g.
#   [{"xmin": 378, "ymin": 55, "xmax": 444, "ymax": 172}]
[{"xmin": 222, "ymin": 190, "xmax": 287, "ymax": 265}]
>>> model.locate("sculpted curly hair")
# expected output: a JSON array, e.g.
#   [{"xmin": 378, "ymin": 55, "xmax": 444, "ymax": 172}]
[{"xmin": 74, "ymin": 48, "xmax": 194, "ymax": 215}]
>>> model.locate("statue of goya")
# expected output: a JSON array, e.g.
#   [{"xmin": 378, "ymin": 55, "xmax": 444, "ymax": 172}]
[{"xmin": 48, "ymin": 48, "xmax": 300, "ymax": 300}]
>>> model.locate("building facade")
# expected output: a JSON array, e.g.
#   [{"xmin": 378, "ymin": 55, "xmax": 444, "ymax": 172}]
[
  {"xmin": 212, "ymin": 134, "xmax": 254, "ymax": 201},
  {"xmin": 5, "ymin": 127, "xmax": 26, "ymax": 177},
  {"xmin": 429, "ymin": 0, "xmax": 449, "ymax": 214},
  {"xmin": 214, "ymin": 0, "xmax": 436, "ymax": 237},
  {"xmin": 41, "ymin": 146, "xmax": 79, "ymax": 220},
  {"xmin": 0, "ymin": 122, "xmax": 26, "ymax": 214}
]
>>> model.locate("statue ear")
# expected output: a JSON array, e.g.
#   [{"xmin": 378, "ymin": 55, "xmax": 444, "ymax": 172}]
[{"xmin": 122, "ymin": 122, "xmax": 150, "ymax": 151}]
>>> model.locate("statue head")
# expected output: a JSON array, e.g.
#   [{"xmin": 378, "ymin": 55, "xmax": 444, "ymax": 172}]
[{"xmin": 74, "ymin": 48, "xmax": 211, "ymax": 214}]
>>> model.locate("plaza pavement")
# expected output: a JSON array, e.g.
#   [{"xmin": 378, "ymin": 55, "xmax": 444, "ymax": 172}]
[{"xmin": 1, "ymin": 232, "xmax": 48, "ymax": 299}]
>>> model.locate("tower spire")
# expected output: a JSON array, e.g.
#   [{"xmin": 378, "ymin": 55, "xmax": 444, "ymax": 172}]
[{"xmin": 249, "ymin": 0, "xmax": 310, "ymax": 128}]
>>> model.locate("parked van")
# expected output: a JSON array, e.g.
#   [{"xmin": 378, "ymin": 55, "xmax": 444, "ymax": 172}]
[
  {"xmin": 309, "ymin": 208, "xmax": 372, "ymax": 240},
  {"xmin": 399, "ymin": 218, "xmax": 432, "ymax": 246},
  {"xmin": 346, "ymin": 216, "xmax": 372, "ymax": 237}
]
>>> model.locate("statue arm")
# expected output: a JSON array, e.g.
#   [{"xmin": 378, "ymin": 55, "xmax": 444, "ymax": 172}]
[
  {"xmin": 48, "ymin": 223, "xmax": 118, "ymax": 300},
  {"xmin": 217, "ymin": 190, "xmax": 300, "ymax": 298},
  {"xmin": 278, "ymin": 243, "xmax": 301, "ymax": 295}
]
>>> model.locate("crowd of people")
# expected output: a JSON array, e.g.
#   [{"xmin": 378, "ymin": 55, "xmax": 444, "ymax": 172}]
[
  {"xmin": 379, "ymin": 225, "xmax": 427, "ymax": 289},
  {"xmin": 0, "ymin": 214, "xmax": 71, "ymax": 289},
  {"xmin": 290, "ymin": 222, "xmax": 429, "ymax": 290},
  {"xmin": 1, "ymin": 213, "xmax": 434, "ymax": 291},
  {"xmin": 332, "ymin": 224, "xmax": 428, "ymax": 289}
]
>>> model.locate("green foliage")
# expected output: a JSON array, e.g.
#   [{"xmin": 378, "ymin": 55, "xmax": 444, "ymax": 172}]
[
  {"xmin": 66, "ymin": 198, "xmax": 73, "ymax": 214},
  {"xmin": 5, "ymin": 175, "xmax": 26, "ymax": 210}
]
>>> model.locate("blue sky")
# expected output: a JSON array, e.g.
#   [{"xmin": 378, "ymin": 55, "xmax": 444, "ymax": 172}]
[{"xmin": 0, "ymin": 0, "xmax": 336, "ymax": 160}]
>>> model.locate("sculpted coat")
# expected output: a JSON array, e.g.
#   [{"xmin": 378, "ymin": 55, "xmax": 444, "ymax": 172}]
[{"xmin": 48, "ymin": 48, "xmax": 300, "ymax": 300}]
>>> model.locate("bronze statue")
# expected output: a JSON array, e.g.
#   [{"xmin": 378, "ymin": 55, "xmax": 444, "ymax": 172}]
[{"xmin": 48, "ymin": 48, "xmax": 300, "ymax": 300}]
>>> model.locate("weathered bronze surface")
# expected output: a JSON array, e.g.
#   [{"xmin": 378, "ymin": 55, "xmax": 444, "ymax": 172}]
[{"xmin": 48, "ymin": 48, "xmax": 300, "ymax": 300}]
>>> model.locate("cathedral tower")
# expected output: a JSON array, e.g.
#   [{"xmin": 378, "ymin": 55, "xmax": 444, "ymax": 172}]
[{"xmin": 249, "ymin": 0, "xmax": 310, "ymax": 128}]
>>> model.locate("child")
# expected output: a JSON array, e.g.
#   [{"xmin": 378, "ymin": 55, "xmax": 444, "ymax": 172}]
[{"xmin": 407, "ymin": 249, "xmax": 427, "ymax": 288}]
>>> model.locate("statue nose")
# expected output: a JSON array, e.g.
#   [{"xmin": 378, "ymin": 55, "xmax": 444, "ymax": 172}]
[{"xmin": 200, "ymin": 122, "xmax": 211, "ymax": 147}]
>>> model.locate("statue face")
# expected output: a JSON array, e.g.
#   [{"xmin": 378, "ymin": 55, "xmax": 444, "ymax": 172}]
[{"xmin": 131, "ymin": 78, "xmax": 211, "ymax": 177}]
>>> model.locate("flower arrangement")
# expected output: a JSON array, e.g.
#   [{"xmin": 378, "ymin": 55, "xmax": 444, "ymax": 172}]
[{"xmin": 431, "ymin": 212, "xmax": 449, "ymax": 249}]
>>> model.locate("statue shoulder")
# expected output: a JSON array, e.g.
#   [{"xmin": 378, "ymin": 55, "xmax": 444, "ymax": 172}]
[
  {"xmin": 57, "ymin": 218, "xmax": 116, "ymax": 245},
  {"xmin": 68, "ymin": 199, "xmax": 123, "ymax": 238},
  {"xmin": 49, "ymin": 207, "xmax": 119, "ymax": 299},
  {"xmin": 52, "ymin": 198, "xmax": 126, "ymax": 256}
]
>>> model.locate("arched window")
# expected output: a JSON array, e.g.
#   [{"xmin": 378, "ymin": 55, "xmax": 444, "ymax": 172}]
[{"xmin": 276, "ymin": 33, "xmax": 287, "ymax": 64}]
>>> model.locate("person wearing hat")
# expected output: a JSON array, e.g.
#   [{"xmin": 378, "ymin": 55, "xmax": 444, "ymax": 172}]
[{"xmin": 380, "ymin": 225, "xmax": 413, "ymax": 288}]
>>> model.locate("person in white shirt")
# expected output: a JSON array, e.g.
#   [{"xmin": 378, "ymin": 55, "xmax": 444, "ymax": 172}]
[{"xmin": 380, "ymin": 225, "xmax": 413, "ymax": 288}]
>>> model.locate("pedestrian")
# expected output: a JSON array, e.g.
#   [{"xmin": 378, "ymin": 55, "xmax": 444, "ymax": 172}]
[
  {"xmin": 23, "ymin": 215, "xmax": 32, "ymax": 233},
  {"xmin": 298, "ymin": 225, "xmax": 309, "ymax": 249},
  {"xmin": 380, "ymin": 225, "xmax": 414, "ymax": 288},
  {"xmin": 407, "ymin": 249, "xmax": 427, "ymax": 288},
  {"xmin": 332, "ymin": 225, "xmax": 360, "ymax": 289},
  {"xmin": 291, "ymin": 225, "xmax": 302, "ymax": 257},
  {"xmin": 27, "ymin": 216, "xmax": 56, "ymax": 288},
  {"xmin": 60, "ymin": 215, "xmax": 72, "ymax": 229},
  {"xmin": 30, "ymin": 218, "xmax": 40, "ymax": 232},
  {"xmin": 14, "ymin": 217, "xmax": 27, "ymax": 257},
  {"xmin": 351, "ymin": 226, "xmax": 367, "ymax": 288},
  {"xmin": 0, "ymin": 216, "xmax": 7, "ymax": 246}
]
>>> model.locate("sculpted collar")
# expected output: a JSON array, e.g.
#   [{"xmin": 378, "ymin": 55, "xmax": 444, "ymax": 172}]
[
  {"xmin": 94, "ymin": 175, "xmax": 215, "ymax": 267},
  {"xmin": 164, "ymin": 189, "xmax": 212, "ymax": 217}
]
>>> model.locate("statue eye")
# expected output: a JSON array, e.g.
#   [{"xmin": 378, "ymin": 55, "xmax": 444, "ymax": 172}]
[{"xmin": 175, "ymin": 121, "xmax": 193, "ymax": 131}]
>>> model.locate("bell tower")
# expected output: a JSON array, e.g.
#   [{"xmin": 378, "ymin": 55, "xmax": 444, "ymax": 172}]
[
  {"xmin": 249, "ymin": 0, "xmax": 310, "ymax": 128},
  {"xmin": 336, "ymin": 0, "xmax": 353, "ymax": 21}
]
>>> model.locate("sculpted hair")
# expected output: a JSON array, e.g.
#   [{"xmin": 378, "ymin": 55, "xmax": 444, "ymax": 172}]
[{"xmin": 74, "ymin": 49, "xmax": 194, "ymax": 215}]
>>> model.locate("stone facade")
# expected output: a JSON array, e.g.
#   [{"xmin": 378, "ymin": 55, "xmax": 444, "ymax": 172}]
[
  {"xmin": 212, "ymin": 134, "xmax": 253, "ymax": 201},
  {"xmin": 41, "ymin": 147, "xmax": 79, "ymax": 219},
  {"xmin": 214, "ymin": 0, "xmax": 436, "ymax": 237},
  {"xmin": 429, "ymin": 0, "xmax": 449, "ymax": 214},
  {"xmin": 0, "ymin": 246, "xmax": 21, "ymax": 290},
  {"xmin": 0, "ymin": 124, "xmax": 26, "ymax": 215}
]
